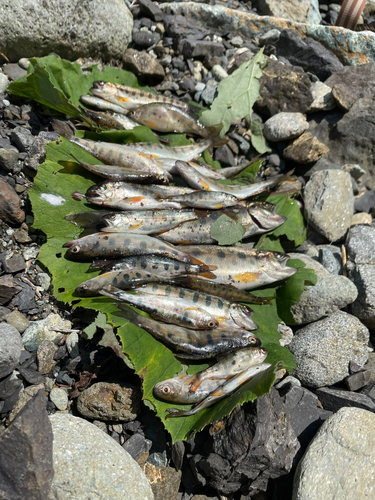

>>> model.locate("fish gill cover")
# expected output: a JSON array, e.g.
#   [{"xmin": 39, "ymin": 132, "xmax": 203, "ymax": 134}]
[{"xmin": 9, "ymin": 55, "xmax": 316, "ymax": 442}]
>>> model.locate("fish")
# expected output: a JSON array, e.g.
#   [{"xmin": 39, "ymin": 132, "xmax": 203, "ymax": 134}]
[
  {"xmin": 177, "ymin": 245, "xmax": 298, "ymax": 290},
  {"xmin": 159, "ymin": 203, "xmax": 286, "ymax": 245},
  {"xmin": 101, "ymin": 286, "xmax": 219, "ymax": 329},
  {"xmin": 77, "ymin": 182, "xmax": 184, "ymax": 211},
  {"xmin": 164, "ymin": 362, "xmax": 272, "ymax": 417},
  {"xmin": 52, "ymin": 122, "xmax": 171, "ymax": 184},
  {"xmin": 80, "ymin": 94, "xmax": 130, "ymax": 114},
  {"xmin": 153, "ymin": 346, "xmax": 268, "ymax": 403},
  {"xmin": 75, "ymin": 270, "xmax": 170, "ymax": 296},
  {"xmin": 113, "ymin": 303, "xmax": 261, "ymax": 359},
  {"xmin": 157, "ymin": 159, "xmax": 229, "ymax": 180},
  {"xmin": 88, "ymin": 254, "xmax": 214, "ymax": 276},
  {"xmin": 82, "ymin": 108, "xmax": 139, "ymax": 131},
  {"xmin": 90, "ymin": 81, "xmax": 190, "ymax": 111},
  {"xmin": 171, "ymin": 276, "xmax": 275, "ymax": 304},
  {"xmin": 127, "ymin": 103, "xmax": 221, "ymax": 139},
  {"xmin": 63, "ymin": 232, "xmax": 215, "ymax": 268},
  {"xmin": 125, "ymin": 139, "xmax": 215, "ymax": 162},
  {"xmin": 132, "ymin": 283, "xmax": 257, "ymax": 330},
  {"xmin": 161, "ymin": 191, "xmax": 240, "ymax": 210},
  {"xmin": 175, "ymin": 161, "xmax": 294, "ymax": 200},
  {"xmin": 66, "ymin": 209, "xmax": 200, "ymax": 235}
]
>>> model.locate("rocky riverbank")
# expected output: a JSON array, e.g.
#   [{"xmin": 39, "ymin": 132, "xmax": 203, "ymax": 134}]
[{"xmin": 1, "ymin": 1, "xmax": 375, "ymax": 499}]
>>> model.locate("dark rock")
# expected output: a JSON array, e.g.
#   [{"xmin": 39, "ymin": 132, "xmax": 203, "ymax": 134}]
[
  {"xmin": 122, "ymin": 433, "xmax": 152, "ymax": 461},
  {"xmin": 0, "ymin": 178, "xmax": 25, "ymax": 224},
  {"xmin": 0, "ymin": 385, "xmax": 23, "ymax": 415},
  {"xmin": 0, "ymin": 389, "xmax": 54, "ymax": 499},
  {"xmin": 181, "ymin": 39, "xmax": 224, "ymax": 60},
  {"xmin": 214, "ymin": 144, "xmax": 235, "ymax": 166},
  {"xmin": 9, "ymin": 281, "xmax": 36, "ymax": 313},
  {"xmin": 179, "ymin": 77, "xmax": 196, "ymax": 92},
  {"xmin": 123, "ymin": 49, "xmax": 165, "ymax": 85},
  {"xmin": 354, "ymin": 189, "xmax": 375, "ymax": 213},
  {"xmin": 138, "ymin": 0, "xmax": 164, "ymax": 22},
  {"xmin": 276, "ymin": 30, "xmax": 343, "ymax": 80},
  {"xmin": 164, "ymin": 15, "xmax": 208, "ymax": 48},
  {"xmin": 316, "ymin": 386, "xmax": 375, "ymax": 413},
  {"xmin": 256, "ymin": 60, "xmax": 313, "ymax": 117},
  {"xmin": 345, "ymin": 370, "xmax": 372, "ymax": 391},
  {"xmin": 0, "ymin": 147, "xmax": 19, "ymax": 171},
  {"xmin": 0, "ymin": 373, "xmax": 23, "ymax": 400},
  {"xmin": 0, "ymin": 306, "xmax": 11, "ymax": 319},
  {"xmin": 2, "ymin": 254, "xmax": 26, "ymax": 274},
  {"xmin": 142, "ymin": 462, "xmax": 182, "ymax": 500},
  {"xmin": 132, "ymin": 31, "xmax": 161, "ymax": 50},
  {"xmin": 11, "ymin": 126, "xmax": 34, "ymax": 153},
  {"xmin": 171, "ymin": 441, "xmax": 185, "ymax": 471},
  {"xmin": 18, "ymin": 363, "xmax": 45, "ymax": 385},
  {"xmin": 305, "ymin": 156, "xmax": 342, "ymax": 178}
]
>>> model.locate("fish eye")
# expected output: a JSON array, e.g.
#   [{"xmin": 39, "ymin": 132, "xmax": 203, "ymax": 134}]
[
  {"xmin": 207, "ymin": 320, "xmax": 217, "ymax": 328},
  {"xmin": 162, "ymin": 386, "xmax": 171, "ymax": 394},
  {"xmin": 71, "ymin": 245, "xmax": 80, "ymax": 253}
]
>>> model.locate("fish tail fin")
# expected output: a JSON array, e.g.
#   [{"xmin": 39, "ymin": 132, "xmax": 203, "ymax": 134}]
[
  {"xmin": 52, "ymin": 121, "xmax": 75, "ymax": 141},
  {"xmin": 188, "ymin": 255, "xmax": 213, "ymax": 268},
  {"xmin": 197, "ymin": 264, "xmax": 217, "ymax": 279}
]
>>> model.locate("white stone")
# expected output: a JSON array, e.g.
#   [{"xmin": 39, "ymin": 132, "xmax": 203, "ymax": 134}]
[
  {"xmin": 263, "ymin": 112, "xmax": 309, "ymax": 142},
  {"xmin": 0, "ymin": 73, "xmax": 9, "ymax": 93}
]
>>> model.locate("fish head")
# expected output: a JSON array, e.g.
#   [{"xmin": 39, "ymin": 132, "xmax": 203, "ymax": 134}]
[
  {"xmin": 252, "ymin": 346, "xmax": 268, "ymax": 364},
  {"xmin": 246, "ymin": 202, "xmax": 287, "ymax": 231},
  {"xmin": 85, "ymin": 183, "xmax": 114, "ymax": 204},
  {"xmin": 74, "ymin": 280, "xmax": 98, "ymax": 296},
  {"xmin": 91, "ymin": 81, "xmax": 117, "ymax": 99},
  {"xmin": 153, "ymin": 375, "xmax": 193, "ymax": 402},
  {"xmin": 241, "ymin": 330, "xmax": 262, "ymax": 347},
  {"xmin": 260, "ymin": 251, "xmax": 298, "ymax": 282},
  {"xmin": 229, "ymin": 303, "xmax": 257, "ymax": 330}
]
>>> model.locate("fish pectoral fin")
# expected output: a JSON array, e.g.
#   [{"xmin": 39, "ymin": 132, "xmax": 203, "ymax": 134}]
[
  {"xmin": 124, "ymin": 196, "xmax": 146, "ymax": 203},
  {"xmin": 197, "ymin": 270, "xmax": 217, "ymax": 279},
  {"xmin": 129, "ymin": 221, "xmax": 144, "ymax": 230}
]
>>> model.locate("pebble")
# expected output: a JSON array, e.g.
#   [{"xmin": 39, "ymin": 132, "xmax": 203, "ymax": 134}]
[
  {"xmin": 0, "ymin": 323, "xmax": 23, "ymax": 378},
  {"xmin": 22, "ymin": 246, "xmax": 39, "ymax": 261},
  {"xmin": 308, "ymin": 81, "xmax": 335, "ymax": 112},
  {"xmin": 0, "ymin": 148, "xmax": 19, "ymax": 173},
  {"xmin": 293, "ymin": 408, "xmax": 375, "ymax": 500},
  {"xmin": 0, "ymin": 178, "xmax": 25, "ymax": 224},
  {"xmin": 0, "ymin": 73, "xmax": 9, "ymax": 93},
  {"xmin": 22, "ymin": 313, "xmax": 70, "ymax": 352},
  {"xmin": 3, "ymin": 310, "xmax": 30, "ymax": 333},
  {"xmin": 77, "ymin": 382, "xmax": 142, "ymax": 421},
  {"xmin": 288, "ymin": 252, "xmax": 357, "ymax": 324},
  {"xmin": 18, "ymin": 58, "xmax": 31, "ymax": 70},
  {"xmin": 66, "ymin": 331, "xmax": 79, "ymax": 358},
  {"xmin": 263, "ymin": 112, "xmax": 309, "ymax": 141},
  {"xmin": 49, "ymin": 387, "xmax": 69, "ymax": 411},
  {"xmin": 304, "ymin": 170, "xmax": 354, "ymax": 242},
  {"xmin": 289, "ymin": 310, "xmax": 369, "ymax": 388},
  {"xmin": 211, "ymin": 64, "xmax": 228, "ymax": 81},
  {"xmin": 36, "ymin": 340, "xmax": 58, "ymax": 375},
  {"xmin": 37, "ymin": 272, "xmax": 51, "ymax": 291},
  {"xmin": 351, "ymin": 212, "xmax": 372, "ymax": 225},
  {"xmin": 49, "ymin": 413, "xmax": 154, "ymax": 500}
]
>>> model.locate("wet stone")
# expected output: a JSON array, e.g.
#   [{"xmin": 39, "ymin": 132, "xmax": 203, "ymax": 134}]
[{"xmin": 77, "ymin": 382, "xmax": 141, "ymax": 422}]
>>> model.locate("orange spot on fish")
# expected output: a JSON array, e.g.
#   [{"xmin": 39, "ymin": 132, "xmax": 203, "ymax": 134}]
[
  {"xmin": 117, "ymin": 96, "xmax": 131, "ymax": 102},
  {"xmin": 125, "ymin": 196, "xmax": 146, "ymax": 204},
  {"xmin": 233, "ymin": 272, "xmax": 262, "ymax": 283},
  {"xmin": 129, "ymin": 222, "xmax": 144, "ymax": 230},
  {"xmin": 144, "ymin": 121, "xmax": 158, "ymax": 129},
  {"xmin": 201, "ymin": 181, "xmax": 213, "ymax": 190}
]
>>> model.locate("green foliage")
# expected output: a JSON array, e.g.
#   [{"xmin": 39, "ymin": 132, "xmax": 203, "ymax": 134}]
[
  {"xmin": 84, "ymin": 311, "xmax": 111, "ymax": 339},
  {"xmin": 199, "ymin": 49, "xmax": 270, "ymax": 153},
  {"xmin": 210, "ymin": 214, "xmax": 246, "ymax": 245},
  {"xmin": 8, "ymin": 55, "xmax": 148, "ymax": 119}
]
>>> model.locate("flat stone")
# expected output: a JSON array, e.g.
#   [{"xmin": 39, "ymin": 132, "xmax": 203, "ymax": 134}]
[
  {"xmin": 303, "ymin": 170, "xmax": 354, "ymax": 242},
  {"xmin": 2, "ymin": 254, "xmax": 26, "ymax": 273},
  {"xmin": 284, "ymin": 132, "xmax": 329, "ymax": 164},
  {"xmin": 0, "ymin": 178, "xmax": 25, "ymax": 224},
  {"xmin": 0, "ymin": 389, "xmax": 53, "ymax": 500},
  {"xmin": 308, "ymin": 81, "xmax": 336, "ymax": 112},
  {"xmin": 0, "ymin": 275, "xmax": 21, "ymax": 305},
  {"xmin": 0, "ymin": 323, "xmax": 23, "ymax": 379},
  {"xmin": 288, "ymin": 252, "xmax": 357, "ymax": 323},
  {"xmin": 123, "ymin": 433, "xmax": 152, "ymax": 462},
  {"xmin": 317, "ymin": 389, "xmax": 375, "ymax": 414},
  {"xmin": 0, "ymin": 147, "xmax": 19, "ymax": 171},
  {"xmin": 345, "ymin": 370, "xmax": 372, "ymax": 391},
  {"xmin": 49, "ymin": 414, "xmax": 154, "ymax": 500},
  {"xmin": 0, "ymin": 0, "xmax": 133, "ymax": 62},
  {"xmin": 293, "ymin": 408, "xmax": 375, "ymax": 500},
  {"xmin": 49, "ymin": 387, "xmax": 69, "ymax": 411},
  {"xmin": 8, "ymin": 384, "xmax": 45, "ymax": 423},
  {"xmin": 22, "ymin": 313, "xmax": 70, "ymax": 352},
  {"xmin": 263, "ymin": 112, "xmax": 309, "ymax": 142},
  {"xmin": 138, "ymin": 0, "xmax": 164, "ymax": 21},
  {"xmin": 123, "ymin": 49, "xmax": 165, "ymax": 85},
  {"xmin": 77, "ymin": 382, "xmax": 141, "ymax": 421},
  {"xmin": 253, "ymin": 0, "xmax": 321, "ymax": 23},
  {"xmin": 3, "ymin": 310, "xmax": 30, "ymax": 333},
  {"xmin": 289, "ymin": 311, "xmax": 369, "ymax": 388},
  {"xmin": 2, "ymin": 63, "xmax": 27, "ymax": 81}
]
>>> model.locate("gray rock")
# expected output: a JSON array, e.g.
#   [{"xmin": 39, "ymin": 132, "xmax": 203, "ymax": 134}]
[
  {"xmin": 276, "ymin": 29, "xmax": 343, "ymax": 80},
  {"xmin": 0, "ymin": 73, "xmax": 8, "ymax": 93},
  {"xmin": 37, "ymin": 340, "xmax": 58, "ymax": 375},
  {"xmin": 345, "ymin": 370, "xmax": 372, "ymax": 391},
  {"xmin": 303, "ymin": 170, "xmax": 354, "ymax": 242},
  {"xmin": 2, "ymin": 63, "xmax": 27, "ymax": 81},
  {"xmin": 201, "ymin": 79, "xmax": 218, "ymax": 105},
  {"xmin": 3, "ymin": 310, "xmax": 30, "ymax": 333},
  {"xmin": 132, "ymin": 31, "xmax": 161, "ymax": 50},
  {"xmin": 308, "ymin": 81, "xmax": 335, "ymax": 112},
  {"xmin": 292, "ymin": 408, "xmax": 375, "ymax": 500},
  {"xmin": 159, "ymin": 3, "xmax": 375, "ymax": 66},
  {"xmin": 0, "ymin": 0, "xmax": 133, "ymax": 62},
  {"xmin": 283, "ymin": 132, "xmax": 329, "ymax": 164},
  {"xmin": 253, "ymin": 0, "xmax": 321, "ymax": 23},
  {"xmin": 123, "ymin": 433, "xmax": 153, "ymax": 461},
  {"xmin": 77, "ymin": 382, "xmax": 141, "ymax": 421},
  {"xmin": 0, "ymin": 147, "xmax": 19, "ymax": 171},
  {"xmin": 181, "ymin": 39, "xmax": 224, "ymax": 59},
  {"xmin": 317, "ymin": 245, "xmax": 342, "ymax": 274},
  {"xmin": 22, "ymin": 313, "xmax": 70, "ymax": 352},
  {"xmin": 346, "ymin": 224, "xmax": 375, "ymax": 265},
  {"xmin": 289, "ymin": 311, "xmax": 369, "ymax": 388},
  {"xmin": 8, "ymin": 384, "xmax": 45, "ymax": 422},
  {"xmin": 263, "ymin": 112, "xmax": 309, "ymax": 142},
  {"xmin": 2, "ymin": 254, "xmax": 26, "ymax": 273},
  {"xmin": 138, "ymin": 0, "xmax": 164, "ymax": 21},
  {"xmin": 123, "ymin": 49, "xmax": 165, "ymax": 85},
  {"xmin": 0, "ymin": 389, "xmax": 53, "ymax": 500},
  {"xmin": 18, "ymin": 58, "xmax": 31, "ymax": 70},
  {"xmin": 49, "ymin": 387, "xmax": 69, "ymax": 411},
  {"xmin": 0, "ymin": 323, "xmax": 22, "ymax": 378},
  {"xmin": 259, "ymin": 29, "xmax": 281, "ymax": 46},
  {"xmin": 11, "ymin": 126, "xmax": 34, "ymax": 153},
  {"xmin": 49, "ymin": 414, "xmax": 154, "ymax": 500},
  {"xmin": 66, "ymin": 331, "xmax": 79, "ymax": 358}
]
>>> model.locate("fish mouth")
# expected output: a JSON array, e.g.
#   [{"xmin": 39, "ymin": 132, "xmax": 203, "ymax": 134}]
[
  {"xmin": 264, "ymin": 254, "xmax": 298, "ymax": 280},
  {"xmin": 248, "ymin": 203, "xmax": 287, "ymax": 230}
]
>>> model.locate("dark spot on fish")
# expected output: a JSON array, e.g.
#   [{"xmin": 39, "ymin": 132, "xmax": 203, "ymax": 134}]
[
  {"xmin": 136, "ymin": 272, "xmax": 141, "ymax": 279},
  {"xmin": 206, "ymin": 334, "xmax": 214, "ymax": 346},
  {"xmin": 193, "ymin": 293, "xmax": 199, "ymax": 303},
  {"xmin": 113, "ymin": 277, "xmax": 118, "ymax": 285},
  {"xmin": 141, "ymin": 260, "xmax": 147, "ymax": 270},
  {"xmin": 238, "ymin": 252, "xmax": 246, "ymax": 260},
  {"xmin": 217, "ymin": 250, "xmax": 226, "ymax": 259},
  {"xmin": 206, "ymin": 297, "xmax": 212, "ymax": 307}
]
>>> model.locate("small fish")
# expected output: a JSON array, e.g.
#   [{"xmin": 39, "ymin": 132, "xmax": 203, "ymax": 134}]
[
  {"xmin": 176, "ymin": 161, "xmax": 294, "ymax": 200},
  {"xmin": 89, "ymin": 254, "xmax": 216, "ymax": 279},
  {"xmin": 90, "ymin": 81, "xmax": 189, "ymax": 111},
  {"xmin": 80, "ymin": 94, "xmax": 129, "ymax": 114},
  {"xmin": 101, "ymin": 286, "xmax": 219, "ymax": 329},
  {"xmin": 178, "ymin": 245, "xmax": 298, "ymax": 290},
  {"xmin": 127, "ymin": 103, "xmax": 221, "ymax": 139},
  {"xmin": 63, "ymin": 232, "xmax": 213, "ymax": 268},
  {"xmin": 162, "ymin": 191, "xmax": 240, "ymax": 210},
  {"xmin": 126, "ymin": 139, "xmax": 214, "ymax": 162},
  {"xmin": 172, "ymin": 276, "xmax": 275, "ymax": 305},
  {"xmin": 165, "ymin": 362, "xmax": 272, "ymax": 417},
  {"xmin": 83, "ymin": 108, "xmax": 139, "ymax": 131},
  {"xmin": 66, "ymin": 209, "xmax": 200, "ymax": 235},
  {"xmin": 132, "ymin": 283, "xmax": 257, "ymax": 330},
  {"xmin": 157, "ymin": 159, "xmax": 228, "ymax": 180},
  {"xmin": 153, "ymin": 346, "xmax": 268, "ymax": 403},
  {"xmin": 52, "ymin": 122, "xmax": 171, "ymax": 184},
  {"xmin": 113, "ymin": 303, "xmax": 261, "ymax": 359}
]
